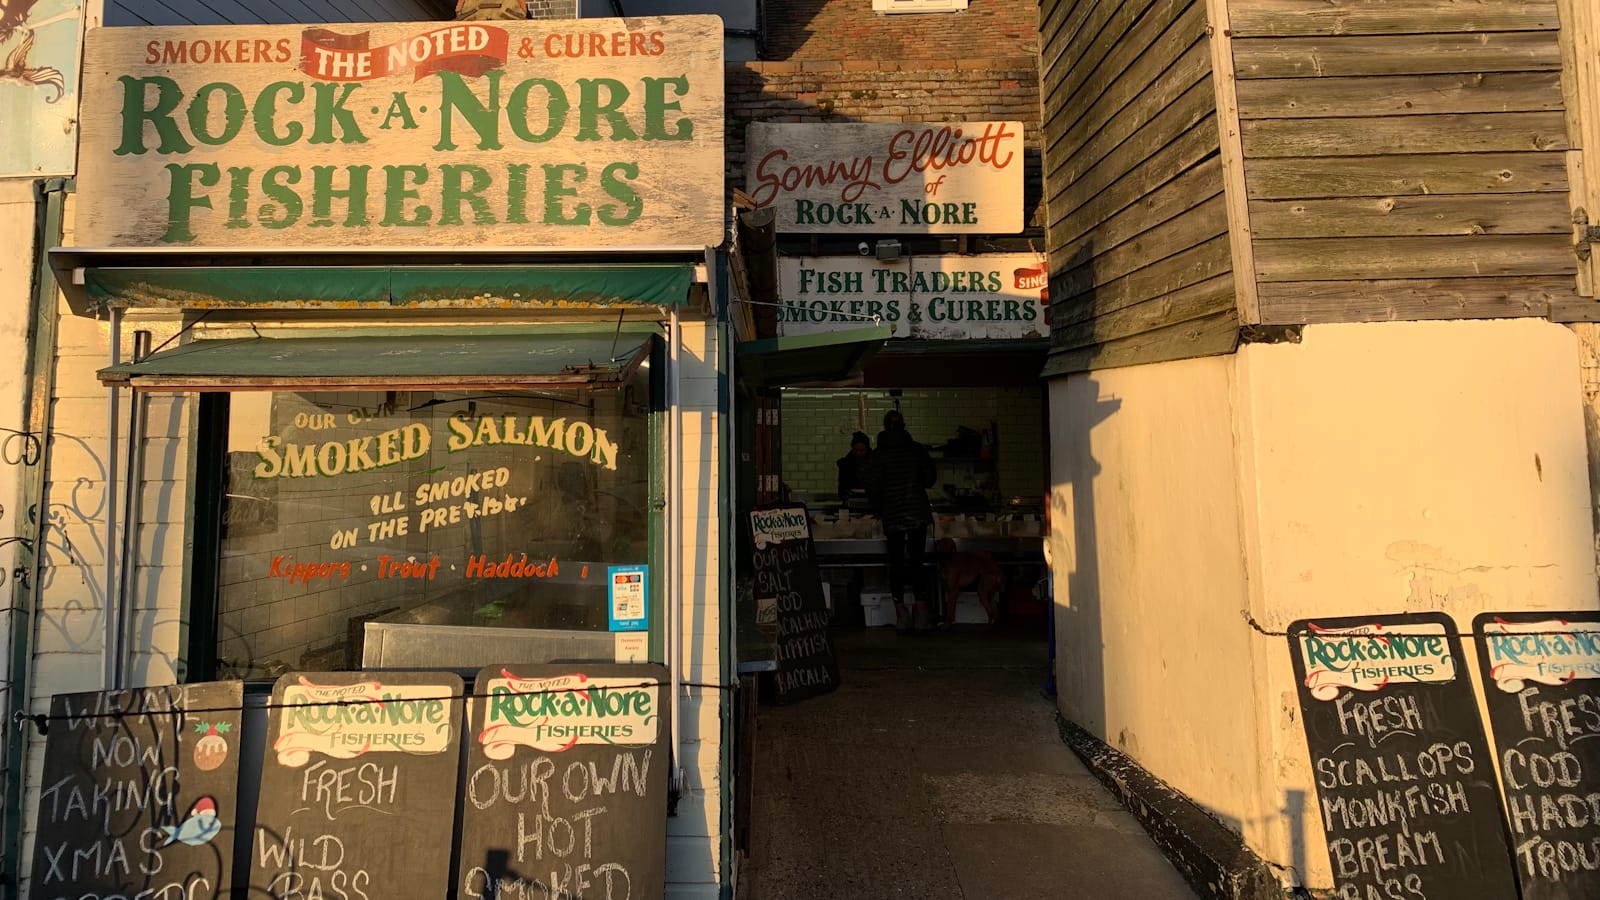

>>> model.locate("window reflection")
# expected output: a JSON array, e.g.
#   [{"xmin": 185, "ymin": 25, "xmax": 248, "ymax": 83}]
[{"xmin": 216, "ymin": 382, "xmax": 649, "ymax": 679}]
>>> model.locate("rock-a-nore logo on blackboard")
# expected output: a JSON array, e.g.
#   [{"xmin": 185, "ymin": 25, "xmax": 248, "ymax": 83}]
[
  {"xmin": 748, "ymin": 505, "xmax": 839, "ymax": 704},
  {"xmin": 253, "ymin": 671, "xmax": 463, "ymax": 900},
  {"xmin": 461, "ymin": 664, "xmax": 668, "ymax": 900},
  {"xmin": 750, "ymin": 507, "xmax": 808, "ymax": 549},
  {"xmin": 478, "ymin": 670, "xmax": 659, "ymax": 757},
  {"xmin": 273, "ymin": 676, "xmax": 454, "ymax": 766},
  {"xmin": 1297, "ymin": 621, "xmax": 1456, "ymax": 701},
  {"xmin": 1475, "ymin": 612, "xmax": 1600, "ymax": 900},
  {"xmin": 1481, "ymin": 616, "xmax": 1600, "ymax": 691},
  {"xmin": 1288, "ymin": 613, "xmax": 1521, "ymax": 900}
]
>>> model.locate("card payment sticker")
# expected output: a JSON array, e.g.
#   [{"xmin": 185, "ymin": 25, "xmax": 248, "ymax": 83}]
[{"xmin": 608, "ymin": 565, "xmax": 648, "ymax": 631}]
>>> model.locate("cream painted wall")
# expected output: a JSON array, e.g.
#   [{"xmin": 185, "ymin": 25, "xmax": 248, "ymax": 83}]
[
  {"xmin": 1047, "ymin": 354, "xmax": 1271, "ymax": 852},
  {"xmin": 667, "ymin": 318, "xmax": 728, "ymax": 899},
  {"xmin": 1237, "ymin": 319, "xmax": 1598, "ymax": 886},
  {"xmin": 0, "ymin": 180, "xmax": 42, "ymax": 891},
  {"xmin": 1048, "ymin": 318, "xmax": 1600, "ymax": 891}
]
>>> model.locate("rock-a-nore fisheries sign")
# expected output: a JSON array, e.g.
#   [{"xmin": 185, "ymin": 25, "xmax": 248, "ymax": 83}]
[
  {"xmin": 745, "ymin": 121, "xmax": 1023, "ymax": 234},
  {"xmin": 74, "ymin": 17, "xmax": 723, "ymax": 249}
]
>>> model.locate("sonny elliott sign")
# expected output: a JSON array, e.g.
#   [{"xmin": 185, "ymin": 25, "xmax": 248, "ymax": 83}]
[
  {"xmin": 745, "ymin": 121, "xmax": 1024, "ymax": 234},
  {"xmin": 778, "ymin": 254, "xmax": 1048, "ymax": 340},
  {"xmin": 75, "ymin": 17, "xmax": 723, "ymax": 249}
]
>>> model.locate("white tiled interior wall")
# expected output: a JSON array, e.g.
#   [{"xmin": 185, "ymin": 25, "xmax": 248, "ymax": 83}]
[{"xmin": 779, "ymin": 386, "xmax": 1047, "ymax": 502}]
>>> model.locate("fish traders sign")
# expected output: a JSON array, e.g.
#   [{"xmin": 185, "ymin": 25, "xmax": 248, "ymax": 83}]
[
  {"xmin": 778, "ymin": 254, "xmax": 1048, "ymax": 339},
  {"xmin": 74, "ymin": 17, "xmax": 723, "ymax": 249}
]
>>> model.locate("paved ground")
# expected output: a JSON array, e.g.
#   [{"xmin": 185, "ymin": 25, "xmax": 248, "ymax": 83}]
[{"xmin": 739, "ymin": 625, "xmax": 1198, "ymax": 900}]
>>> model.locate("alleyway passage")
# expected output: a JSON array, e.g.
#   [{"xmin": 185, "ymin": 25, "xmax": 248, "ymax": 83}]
[{"xmin": 740, "ymin": 626, "xmax": 1199, "ymax": 900}]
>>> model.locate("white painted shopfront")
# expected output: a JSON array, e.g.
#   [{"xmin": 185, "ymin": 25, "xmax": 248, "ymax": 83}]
[{"xmin": 14, "ymin": 16, "xmax": 734, "ymax": 899}]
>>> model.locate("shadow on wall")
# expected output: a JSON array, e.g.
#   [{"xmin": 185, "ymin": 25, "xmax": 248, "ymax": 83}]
[
  {"xmin": 1050, "ymin": 373, "xmax": 1118, "ymax": 739},
  {"xmin": 1048, "ymin": 241, "xmax": 1118, "ymax": 739}
]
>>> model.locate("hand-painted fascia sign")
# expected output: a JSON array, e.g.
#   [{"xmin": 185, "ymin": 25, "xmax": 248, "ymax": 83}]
[
  {"xmin": 74, "ymin": 17, "xmax": 724, "ymax": 249},
  {"xmin": 745, "ymin": 121, "xmax": 1024, "ymax": 234},
  {"xmin": 777, "ymin": 254, "xmax": 1048, "ymax": 340}
]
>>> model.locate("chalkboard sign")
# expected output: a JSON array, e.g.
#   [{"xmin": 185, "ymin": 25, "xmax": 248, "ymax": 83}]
[
  {"xmin": 1474, "ymin": 611, "xmax": 1600, "ymax": 899},
  {"xmin": 749, "ymin": 505, "xmax": 839, "ymax": 704},
  {"xmin": 29, "ymin": 681, "xmax": 243, "ymax": 899},
  {"xmin": 459, "ymin": 663, "xmax": 669, "ymax": 899},
  {"xmin": 250, "ymin": 671, "xmax": 462, "ymax": 899},
  {"xmin": 1288, "ymin": 613, "xmax": 1519, "ymax": 900}
]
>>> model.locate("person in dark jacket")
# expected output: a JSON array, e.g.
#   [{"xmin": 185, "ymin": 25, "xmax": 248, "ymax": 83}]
[
  {"xmin": 867, "ymin": 410, "xmax": 936, "ymax": 632},
  {"xmin": 836, "ymin": 431, "xmax": 872, "ymax": 502}
]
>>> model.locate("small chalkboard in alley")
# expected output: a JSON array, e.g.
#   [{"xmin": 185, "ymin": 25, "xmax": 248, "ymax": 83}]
[
  {"xmin": 1474, "ymin": 611, "xmax": 1600, "ymax": 900},
  {"xmin": 249, "ymin": 671, "xmax": 462, "ymax": 899},
  {"xmin": 29, "ymin": 681, "xmax": 243, "ymax": 898},
  {"xmin": 1287, "ymin": 612, "xmax": 1520, "ymax": 900},
  {"xmin": 749, "ymin": 505, "xmax": 839, "ymax": 704},
  {"xmin": 459, "ymin": 663, "xmax": 670, "ymax": 899}
]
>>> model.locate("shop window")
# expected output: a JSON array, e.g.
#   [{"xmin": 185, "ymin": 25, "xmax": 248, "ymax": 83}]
[{"xmin": 203, "ymin": 380, "xmax": 651, "ymax": 680}]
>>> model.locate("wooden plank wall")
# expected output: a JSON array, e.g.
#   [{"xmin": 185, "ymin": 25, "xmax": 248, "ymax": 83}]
[
  {"xmin": 1231, "ymin": 0, "xmax": 1581, "ymax": 324},
  {"xmin": 1041, "ymin": 0, "xmax": 1237, "ymax": 375}
]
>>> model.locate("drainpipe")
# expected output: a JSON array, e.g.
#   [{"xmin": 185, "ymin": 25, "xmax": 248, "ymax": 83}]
[
  {"xmin": 103, "ymin": 307, "xmax": 122, "ymax": 690},
  {"xmin": 667, "ymin": 306, "xmax": 686, "ymax": 805},
  {"xmin": 113, "ymin": 331, "xmax": 151, "ymax": 690},
  {"xmin": 3, "ymin": 177, "xmax": 71, "ymax": 890},
  {"xmin": 715, "ymin": 251, "xmax": 737, "ymax": 897}
]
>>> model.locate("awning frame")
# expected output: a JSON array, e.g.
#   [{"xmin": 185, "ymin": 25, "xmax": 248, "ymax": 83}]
[
  {"xmin": 49, "ymin": 247, "xmax": 709, "ymax": 318},
  {"xmin": 735, "ymin": 323, "xmax": 894, "ymax": 388},
  {"xmin": 98, "ymin": 329, "xmax": 659, "ymax": 393}
]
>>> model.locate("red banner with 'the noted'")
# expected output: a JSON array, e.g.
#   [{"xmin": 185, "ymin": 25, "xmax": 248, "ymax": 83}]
[{"xmin": 299, "ymin": 24, "xmax": 510, "ymax": 82}]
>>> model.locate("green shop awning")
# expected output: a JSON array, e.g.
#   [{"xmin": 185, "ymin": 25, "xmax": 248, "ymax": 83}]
[
  {"xmin": 736, "ymin": 324, "xmax": 893, "ymax": 388},
  {"xmin": 69, "ymin": 263, "xmax": 694, "ymax": 313},
  {"xmin": 99, "ymin": 331, "xmax": 657, "ymax": 392}
]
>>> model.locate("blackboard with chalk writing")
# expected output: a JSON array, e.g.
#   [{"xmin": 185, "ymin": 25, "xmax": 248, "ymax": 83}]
[
  {"xmin": 29, "ymin": 681, "xmax": 243, "ymax": 899},
  {"xmin": 749, "ymin": 505, "xmax": 839, "ymax": 704},
  {"xmin": 1474, "ymin": 610, "xmax": 1600, "ymax": 900},
  {"xmin": 1288, "ymin": 612, "xmax": 1519, "ymax": 900},
  {"xmin": 459, "ymin": 663, "xmax": 670, "ymax": 899},
  {"xmin": 249, "ymin": 671, "xmax": 462, "ymax": 899}
]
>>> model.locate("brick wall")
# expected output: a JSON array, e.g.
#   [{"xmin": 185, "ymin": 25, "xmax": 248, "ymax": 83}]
[
  {"xmin": 726, "ymin": 58, "xmax": 1045, "ymax": 227},
  {"xmin": 764, "ymin": 0, "xmax": 1038, "ymax": 61},
  {"xmin": 526, "ymin": 0, "xmax": 578, "ymax": 19}
]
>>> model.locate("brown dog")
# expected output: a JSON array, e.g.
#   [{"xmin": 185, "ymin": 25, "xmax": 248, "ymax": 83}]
[{"xmin": 935, "ymin": 538, "xmax": 1005, "ymax": 625}]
